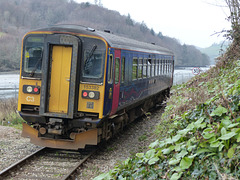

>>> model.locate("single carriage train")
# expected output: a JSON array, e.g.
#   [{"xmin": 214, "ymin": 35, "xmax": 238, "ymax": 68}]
[{"xmin": 18, "ymin": 25, "xmax": 174, "ymax": 150}]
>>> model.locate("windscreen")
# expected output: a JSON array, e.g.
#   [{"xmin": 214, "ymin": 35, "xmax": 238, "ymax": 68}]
[
  {"xmin": 83, "ymin": 49, "xmax": 104, "ymax": 78},
  {"xmin": 23, "ymin": 36, "xmax": 44, "ymax": 76},
  {"xmin": 81, "ymin": 38, "xmax": 106, "ymax": 83}
]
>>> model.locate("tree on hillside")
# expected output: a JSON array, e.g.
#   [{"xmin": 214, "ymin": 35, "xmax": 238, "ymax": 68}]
[
  {"xmin": 140, "ymin": 21, "xmax": 148, "ymax": 33},
  {"xmin": 126, "ymin": 13, "xmax": 134, "ymax": 26},
  {"xmin": 225, "ymin": 0, "xmax": 240, "ymax": 43},
  {"xmin": 0, "ymin": 0, "xmax": 210, "ymax": 71},
  {"xmin": 150, "ymin": 28, "xmax": 155, "ymax": 36}
]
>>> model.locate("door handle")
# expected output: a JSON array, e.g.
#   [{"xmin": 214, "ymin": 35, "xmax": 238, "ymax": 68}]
[{"xmin": 109, "ymin": 88, "xmax": 112, "ymax": 99}]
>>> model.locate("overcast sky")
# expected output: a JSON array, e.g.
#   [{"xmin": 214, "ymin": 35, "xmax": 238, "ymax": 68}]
[{"xmin": 75, "ymin": 0, "xmax": 231, "ymax": 48}]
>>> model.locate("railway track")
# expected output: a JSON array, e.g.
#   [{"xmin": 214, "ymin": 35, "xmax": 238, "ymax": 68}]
[{"xmin": 0, "ymin": 147, "xmax": 96, "ymax": 180}]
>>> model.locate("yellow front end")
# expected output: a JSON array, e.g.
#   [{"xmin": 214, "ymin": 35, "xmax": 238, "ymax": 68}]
[
  {"xmin": 78, "ymin": 84, "xmax": 105, "ymax": 119},
  {"xmin": 18, "ymin": 30, "xmax": 108, "ymax": 150},
  {"xmin": 18, "ymin": 79, "xmax": 41, "ymax": 111}
]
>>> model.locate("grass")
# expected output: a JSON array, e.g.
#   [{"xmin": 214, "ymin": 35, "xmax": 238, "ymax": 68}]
[
  {"xmin": 0, "ymin": 32, "xmax": 5, "ymax": 38},
  {"xmin": 0, "ymin": 98, "xmax": 23, "ymax": 129}
]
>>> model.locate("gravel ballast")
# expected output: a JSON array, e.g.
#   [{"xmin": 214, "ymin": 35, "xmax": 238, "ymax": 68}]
[{"xmin": 0, "ymin": 107, "xmax": 164, "ymax": 179}]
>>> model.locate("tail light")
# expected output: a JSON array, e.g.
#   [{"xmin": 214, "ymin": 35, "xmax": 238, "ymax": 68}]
[{"xmin": 82, "ymin": 90, "xmax": 100, "ymax": 100}]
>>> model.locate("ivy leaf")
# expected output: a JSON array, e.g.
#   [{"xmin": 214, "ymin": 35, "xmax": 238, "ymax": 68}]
[
  {"xmin": 93, "ymin": 172, "xmax": 111, "ymax": 180},
  {"xmin": 177, "ymin": 128, "xmax": 191, "ymax": 136},
  {"xmin": 221, "ymin": 127, "xmax": 227, "ymax": 136},
  {"xmin": 176, "ymin": 150, "xmax": 188, "ymax": 159},
  {"xmin": 187, "ymin": 144, "xmax": 196, "ymax": 151},
  {"xmin": 227, "ymin": 147, "xmax": 235, "ymax": 159},
  {"xmin": 165, "ymin": 137, "xmax": 173, "ymax": 144},
  {"xmin": 136, "ymin": 153, "xmax": 144, "ymax": 158},
  {"xmin": 162, "ymin": 146, "xmax": 175, "ymax": 155},
  {"xmin": 221, "ymin": 118, "xmax": 232, "ymax": 128},
  {"xmin": 148, "ymin": 157, "xmax": 159, "ymax": 165},
  {"xmin": 227, "ymin": 123, "xmax": 240, "ymax": 128},
  {"xmin": 237, "ymin": 133, "xmax": 240, "ymax": 142},
  {"xmin": 203, "ymin": 128, "xmax": 213, "ymax": 133},
  {"xmin": 210, "ymin": 140, "xmax": 222, "ymax": 148},
  {"xmin": 203, "ymin": 132, "xmax": 215, "ymax": 139},
  {"xmin": 188, "ymin": 154, "xmax": 197, "ymax": 159},
  {"xmin": 145, "ymin": 149, "xmax": 155, "ymax": 159},
  {"xmin": 186, "ymin": 123, "xmax": 195, "ymax": 131},
  {"xmin": 205, "ymin": 96, "xmax": 216, "ymax": 105},
  {"xmin": 169, "ymin": 158, "xmax": 181, "ymax": 165},
  {"xmin": 210, "ymin": 105, "xmax": 228, "ymax": 117},
  {"xmin": 180, "ymin": 157, "xmax": 193, "ymax": 170},
  {"xmin": 149, "ymin": 140, "xmax": 159, "ymax": 148},
  {"xmin": 194, "ymin": 117, "xmax": 206, "ymax": 129},
  {"xmin": 171, "ymin": 134, "xmax": 182, "ymax": 143},
  {"xmin": 205, "ymin": 153, "xmax": 216, "ymax": 158},
  {"xmin": 218, "ymin": 132, "xmax": 237, "ymax": 140},
  {"xmin": 196, "ymin": 148, "xmax": 212, "ymax": 154},
  {"xmin": 170, "ymin": 172, "xmax": 183, "ymax": 180},
  {"xmin": 219, "ymin": 144, "xmax": 225, "ymax": 151},
  {"xmin": 174, "ymin": 144, "xmax": 181, "ymax": 152}
]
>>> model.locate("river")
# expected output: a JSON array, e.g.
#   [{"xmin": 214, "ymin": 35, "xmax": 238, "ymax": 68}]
[
  {"xmin": 0, "ymin": 73, "xmax": 19, "ymax": 99},
  {"xmin": 0, "ymin": 67, "xmax": 210, "ymax": 99}
]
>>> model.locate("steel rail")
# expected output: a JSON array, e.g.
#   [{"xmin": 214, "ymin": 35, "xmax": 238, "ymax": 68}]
[
  {"xmin": 0, "ymin": 147, "xmax": 46, "ymax": 179},
  {"xmin": 61, "ymin": 149, "xmax": 96, "ymax": 180}
]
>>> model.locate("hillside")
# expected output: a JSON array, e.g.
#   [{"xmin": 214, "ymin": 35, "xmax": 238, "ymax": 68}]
[
  {"xmin": 94, "ymin": 44, "xmax": 240, "ymax": 180},
  {"xmin": 198, "ymin": 42, "xmax": 230, "ymax": 65},
  {"xmin": 0, "ymin": 0, "xmax": 209, "ymax": 71}
]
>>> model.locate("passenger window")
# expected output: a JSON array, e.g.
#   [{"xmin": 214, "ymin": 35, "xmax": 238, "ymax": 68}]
[
  {"xmin": 115, "ymin": 58, "xmax": 120, "ymax": 84},
  {"xmin": 168, "ymin": 60, "xmax": 170, "ymax": 74},
  {"xmin": 132, "ymin": 58, "xmax": 138, "ymax": 80},
  {"xmin": 108, "ymin": 55, "xmax": 113, "ymax": 83},
  {"xmin": 152, "ymin": 59, "xmax": 155, "ymax": 77},
  {"xmin": 156, "ymin": 59, "xmax": 159, "ymax": 76},
  {"xmin": 159, "ymin": 59, "xmax": 162, "ymax": 75},
  {"xmin": 162, "ymin": 60, "xmax": 165, "ymax": 75},
  {"xmin": 121, "ymin": 57, "xmax": 125, "ymax": 83},
  {"xmin": 147, "ymin": 58, "xmax": 151, "ymax": 77},
  {"xmin": 138, "ymin": 58, "xmax": 143, "ymax": 79},
  {"xmin": 143, "ymin": 59, "xmax": 147, "ymax": 78},
  {"xmin": 163, "ymin": 59, "xmax": 166, "ymax": 75},
  {"xmin": 166, "ymin": 60, "xmax": 168, "ymax": 74}
]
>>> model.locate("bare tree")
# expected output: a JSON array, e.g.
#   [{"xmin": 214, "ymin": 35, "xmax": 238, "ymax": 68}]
[{"xmin": 225, "ymin": 0, "xmax": 240, "ymax": 42}]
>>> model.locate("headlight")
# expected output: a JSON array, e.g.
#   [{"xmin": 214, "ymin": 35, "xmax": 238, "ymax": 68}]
[{"xmin": 23, "ymin": 85, "xmax": 40, "ymax": 94}]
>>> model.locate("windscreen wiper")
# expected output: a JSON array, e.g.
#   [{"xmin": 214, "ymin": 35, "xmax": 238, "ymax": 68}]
[
  {"xmin": 84, "ymin": 44, "xmax": 97, "ymax": 73},
  {"xmin": 30, "ymin": 51, "xmax": 43, "ymax": 77}
]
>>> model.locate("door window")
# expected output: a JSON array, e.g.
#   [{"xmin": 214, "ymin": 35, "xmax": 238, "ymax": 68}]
[{"xmin": 115, "ymin": 58, "xmax": 120, "ymax": 84}]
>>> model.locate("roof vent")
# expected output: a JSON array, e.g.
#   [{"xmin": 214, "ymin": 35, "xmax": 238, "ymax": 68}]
[
  {"xmin": 87, "ymin": 27, "xmax": 95, "ymax": 32},
  {"xmin": 151, "ymin": 43, "xmax": 155, "ymax": 45},
  {"xmin": 104, "ymin": 30, "xmax": 111, "ymax": 33}
]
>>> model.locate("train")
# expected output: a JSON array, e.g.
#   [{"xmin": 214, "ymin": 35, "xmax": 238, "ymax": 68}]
[{"xmin": 18, "ymin": 25, "xmax": 174, "ymax": 150}]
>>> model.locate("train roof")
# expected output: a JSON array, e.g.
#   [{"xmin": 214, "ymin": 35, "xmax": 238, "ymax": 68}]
[{"xmin": 35, "ymin": 24, "xmax": 174, "ymax": 56}]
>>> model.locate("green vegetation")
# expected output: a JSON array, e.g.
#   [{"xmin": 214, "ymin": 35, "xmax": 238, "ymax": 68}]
[
  {"xmin": 94, "ymin": 2, "xmax": 240, "ymax": 178},
  {"xmin": 94, "ymin": 45, "xmax": 240, "ymax": 179},
  {"xmin": 0, "ymin": 98, "xmax": 23, "ymax": 129},
  {"xmin": 0, "ymin": 32, "xmax": 4, "ymax": 37}
]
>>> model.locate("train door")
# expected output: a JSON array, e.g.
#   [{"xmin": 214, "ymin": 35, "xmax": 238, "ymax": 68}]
[
  {"xmin": 110, "ymin": 49, "xmax": 121, "ymax": 115},
  {"xmin": 40, "ymin": 35, "xmax": 80, "ymax": 119},
  {"xmin": 48, "ymin": 46, "xmax": 72, "ymax": 113}
]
